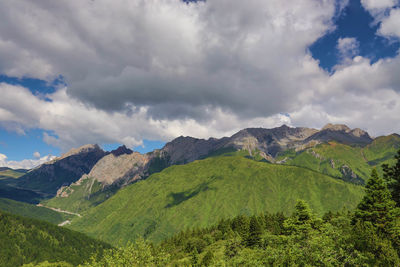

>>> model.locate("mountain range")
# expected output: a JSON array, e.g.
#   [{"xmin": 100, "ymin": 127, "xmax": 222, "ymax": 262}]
[{"xmin": 0, "ymin": 123, "xmax": 399, "ymax": 245}]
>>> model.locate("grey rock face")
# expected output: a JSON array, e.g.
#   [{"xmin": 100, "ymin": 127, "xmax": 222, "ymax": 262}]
[
  {"xmin": 304, "ymin": 124, "xmax": 372, "ymax": 145},
  {"xmin": 156, "ymin": 124, "xmax": 372, "ymax": 166},
  {"xmin": 16, "ymin": 144, "xmax": 107, "ymax": 196},
  {"xmin": 340, "ymin": 164, "xmax": 364, "ymax": 184}
]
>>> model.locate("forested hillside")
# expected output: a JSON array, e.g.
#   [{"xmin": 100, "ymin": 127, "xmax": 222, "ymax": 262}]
[
  {"xmin": 0, "ymin": 198, "xmax": 73, "ymax": 225},
  {"xmin": 0, "ymin": 211, "xmax": 111, "ymax": 267}
]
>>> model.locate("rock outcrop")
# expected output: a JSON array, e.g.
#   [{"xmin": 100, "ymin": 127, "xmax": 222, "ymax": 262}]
[
  {"xmin": 154, "ymin": 124, "xmax": 372, "ymax": 167},
  {"xmin": 16, "ymin": 144, "xmax": 107, "ymax": 196}
]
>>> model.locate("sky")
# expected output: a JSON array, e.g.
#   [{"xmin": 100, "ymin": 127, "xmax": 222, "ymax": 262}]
[{"xmin": 0, "ymin": 0, "xmax": 400, "ymax": 169}]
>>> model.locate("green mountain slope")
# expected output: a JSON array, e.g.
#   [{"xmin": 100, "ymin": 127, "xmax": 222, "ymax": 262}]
[
  {"xmin": 0, "ymin": 168, "xmax": 26, "ymax": 180},
  {"xmin": 275, "ymin": 135, "xmax": 400, "ymax": 184},
  {"xmin": 0, "ymin": 198, "xmax": 73, "ymax": 225},
  {"xmin": 41, "ymin": 176, "xmax": 115, "ymax": 214},
  {"xmin": 0, "ymin": 210, "xmax": 111, "ymax": 267},
  {"xmin": 70, "ymin": 155, "xmax": 364, "ymax": 245},
  {"xmin": 363, "ymin": 134, "xmax": 400, "ymax": 165}
]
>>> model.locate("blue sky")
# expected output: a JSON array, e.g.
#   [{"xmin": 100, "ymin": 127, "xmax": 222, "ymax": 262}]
[
  {"xmin": 310, "ymin": 0, "xmax": 400, "ymax": 71},
  {"xmin": 0, "ymin": 0, "xmax": 399, "ymax": 167}
]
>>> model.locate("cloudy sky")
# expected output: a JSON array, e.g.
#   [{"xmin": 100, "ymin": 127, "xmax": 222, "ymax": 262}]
[{"xmin": 0, "ymin": 0, "xmax": 400, "ymax": 168}]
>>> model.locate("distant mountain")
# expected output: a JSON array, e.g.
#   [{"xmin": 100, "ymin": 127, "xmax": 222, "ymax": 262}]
[
  {"xmin": 304, "ymin": 123, "xmax": 372, "ymax": 146},
  {"xmin": 0, "ymin": 167, "xmax": 27, "ymax": 180},
  {"xmin": 14, "ymin": 144, "xmax": 107, "ymax": 196},
  {"xmin": 275, "ymin": 133, "xmax": 400, "ymax": 184},
  {"xmin": 69, "ymin": 154, "xmax": 364, "ymax": 245},
  {"xmin": 42, "ymin": 124, "xmax": 397, "ymax": 213},
  {"xmin": 43, "ymin": 145, "xmax": 149, "ymax": 213},
  {"xmin": 152, "ymin": 124, "xmax": 373, "ymax": 166}
]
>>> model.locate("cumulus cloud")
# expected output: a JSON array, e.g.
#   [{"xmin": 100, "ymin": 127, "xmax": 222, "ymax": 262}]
[
  {"xmin": 0, "ymin": 153, "xmax": 56, "ymax": 169},
  {"xmin": 360, "ymin": 0, "xmax": 398, "ymax": 22},
  {"xmin": 336, "ymin": 37, "xmax": 360, "ymax": 62},
  {"xmin": 33, "ymin": 152, "xmax": 40, "ymax": 159},
  {"xmin": 379, "ymin": 8, "xmax": 400, "ymax": 38},
  {"xmin": 0, "ymin": 82, "xmax": 294, "ymax": 151},
  {"xmin": 0, "ymin": 0, "xmax": 336, "ymax": 118},
  {"xmin": 361, "ymin": 0, "xmax": 397, "ymax": 10},
  {"xmin": 0, "ymin": 0, "xmax": 399, "ymax": 150}
]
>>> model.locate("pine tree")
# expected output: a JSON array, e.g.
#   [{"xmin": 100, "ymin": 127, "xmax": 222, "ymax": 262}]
[
  {"xmin": 231, "ymin": 215, "xmax": 249, "ymax": 240},
  {"xmin": 191, "ymin": 247, "xmax": 199, "ymax": 266},
  {"xmin": 246, "ymin": 216, "xmax": 262, "ymax": 247},
  {"xmin": 201, "ymin": 250, "xmax": 214, "ymax": 266},
  {"xmin": 353, "ymin": 169, "xmax": 396, "ymax": 234},
  {"xmin": 383, "ymin": 149, "xmax": 400, "ymax": 207},
  {"xmin": 284, "ymin": 200, "xmax": 317, "ymax": 237}
]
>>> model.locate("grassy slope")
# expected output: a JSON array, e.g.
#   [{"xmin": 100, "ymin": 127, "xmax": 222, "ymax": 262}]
[
  {"xmin": 0, "ymin": 198, "xmax": 73, "ymax": 225},
  {"xmin": 42, "ymin": 151, "xmax": 249, "ymax": 215},
  {"xmin": 275, "ymin": 135, "xmax": 400, "ymax": 183},
  {"xmin": 41, "ymin": 176, "xmax": 114, "ymax": 214},
  {"xmin": 0, "ymin": 168, "xmax": 26, "ymax": 180},
  {"xmin": 0, "ymin": 210, "xmax": 111, "ymax": 267},
  {"xmin": 363, "ymin": 134, "xmax": 400, "ymax": 165},
  {"xmin": 70, "ymin": 155, "xmax": 364, "ymax": 245}
]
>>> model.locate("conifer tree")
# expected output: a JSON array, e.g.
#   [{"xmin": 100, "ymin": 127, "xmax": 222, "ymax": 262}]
[
  {"xmin": 246, "ymin": 216, "xmax": 262, "ymax": 247},
  {"xmin": 353, "ymin": 169, "xmax": 396, "ymax": 234},
  {"xmin": 201, "ymin": 250, "xmax": 214, "ymax": 266},
  {"xmin": 284, "ymin": 200, "xmax": 317, "ymax": 237},
  {"xmin": 383, "ymin": 149, "xmax": 400, "ymax": 207}
]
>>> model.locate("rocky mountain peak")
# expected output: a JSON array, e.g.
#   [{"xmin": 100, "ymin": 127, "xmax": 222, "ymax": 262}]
[
  {"xmin": 351, "ymin": 128, "xmax": 369, "ymax": 137},
  {"xmin": 322, "ymin": 123, "xmax": 351, "ymax": 132},
  {"xmin": 59, "ymin": 144, "xmax": 103, "ymax": 160},
  {"xmin": 320, "ymin": 124, "xmax": 371, "ymax": 139},
  {"xmin": 111, "ymin": 145, "xmax": 133, "ymax": 157},
  {"xmin": 16, "ymin": 144, "xmax": 107, "ymax": 196},
  {"xmin": 304, "ymin": 124, "xmax": 372, "ymax": 146}
]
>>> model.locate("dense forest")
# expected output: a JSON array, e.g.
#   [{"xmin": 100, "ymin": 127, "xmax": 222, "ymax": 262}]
[{"xmin": 0, "ymin": 211, "xmax": 111, "ymax": 267}]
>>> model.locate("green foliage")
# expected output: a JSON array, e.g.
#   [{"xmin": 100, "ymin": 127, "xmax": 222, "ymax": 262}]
[
  {"xmin": 70, "ymin": 155, "xmax": 364, "ymax": 245},
  {"xmin": 22, "ymin": 261, "xmax": 73, "ymax": 267},
  {"xmin": 246, "ymin": 216, "xmax": 262, "ymax": 247},
  {"xmin": 353, "ymin": 169, "xmax": 396, "ymax": 233},
  {"xmin": 0, "ymin": 198, "xmax": 73, "ymax": 224},
  {"xmin": 200, "ymin": 250, "xmax": 214, "ymax": 266},
  {"xmin": 383, "ymin": 149, "xmax": 400, "ymax": 207},
  {"xmin": 350, "ymin": 168, "xmax": 400, "ymax": 264},
  {"xmin": 87, "ymin": 202, "xmax": 399, "ymax": 266},
  {"xmin": 283, "ymin": 199, "xmax": 321, "ymax": 238},
  {"xmin": 81, "ymin": 238, "xmax": 170, "ymax": 267},
  {"xmin": 0, "ymin": 210, "xmax": 111, "ymax": 267}
]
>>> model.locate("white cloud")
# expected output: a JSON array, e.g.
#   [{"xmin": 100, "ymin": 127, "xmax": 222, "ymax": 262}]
[
  {"xmin": 33, "ymin": 152, "xmax": 40, "ymax": 159},
  {"xmin": 0, "ymin": 0, "xmax": 399, "ymax": 150},
  {"xmin": 379, "ymin": 8, "xmax": 400, "ymax": 38},
  {"xmin": 0, "ymin": 83, "xmax": 294, "ymax": 151},
  {"xmin": 336, "ymin": 37, "xmax": 360, "ymax": 62},
  {"xmin": 0, "ymin": 0, "xmax": 336, "ymax": 118},
  {"xmin": 0, "ymin": 153, "xmax": 56, "ymax": 170},
  {"xmin": 361, "ymin": 0, "xmax": 400, "ymax": 36},
  {"xmin": 360, "ymin": 0, "xmax": 398, "ymax": 22},
  {"xmin": 361, "ymin": 0, "xmax": 397, "ymax": 10}
]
